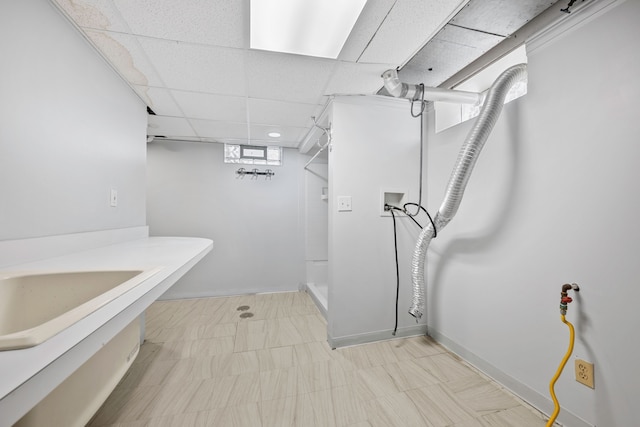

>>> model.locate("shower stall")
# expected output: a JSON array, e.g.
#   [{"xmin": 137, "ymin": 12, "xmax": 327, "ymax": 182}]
[{"xmin": 303, "ymin": 135, "xmax": 329, "ymax": 319}]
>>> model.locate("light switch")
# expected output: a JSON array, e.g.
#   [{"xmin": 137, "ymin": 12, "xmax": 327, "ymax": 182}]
[
  {"xmin": 110, "ymin": 189, "xmax": 118, "ymax": 207},
  {"xmin": 337, "ymin": 196, "xmax": 352, "ymax": 212}
]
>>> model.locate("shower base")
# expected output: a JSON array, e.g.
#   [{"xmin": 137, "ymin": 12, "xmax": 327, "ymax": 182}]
[{"xmin": 306, "ymin": 282, "xmax": 327, "ymax": 319}]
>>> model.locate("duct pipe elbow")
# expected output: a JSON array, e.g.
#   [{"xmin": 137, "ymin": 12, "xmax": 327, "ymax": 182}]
[
  {"xmin": 381, "ymin": 69, "xmax": 422, "ymax": 101},
  {"xmin": 381, "ymin": 69, "xmax": 402, "ymax": 97}
]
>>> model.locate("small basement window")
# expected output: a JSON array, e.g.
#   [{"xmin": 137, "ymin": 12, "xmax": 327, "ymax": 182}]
[
  {"xmin": 224, "ymin": 144, "xmax": 282, "ymax": 166},
  {"xmin": 436, "ymin": 45, "xmax": 528, "ymax": 133}
]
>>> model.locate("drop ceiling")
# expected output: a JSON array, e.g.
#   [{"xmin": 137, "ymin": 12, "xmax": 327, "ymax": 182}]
[{"xmin": 51, "ymin": 0, "xmax": 562, "ymax": 149}]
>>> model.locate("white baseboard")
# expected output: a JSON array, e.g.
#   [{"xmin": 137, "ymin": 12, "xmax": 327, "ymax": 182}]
[
  {"xmin": 428, "ymin": 328, "xmax": 594, "ymax": 427},
  {"xmin": 327, "ymin": 324, "xmax": 428, "ymax": 349}
]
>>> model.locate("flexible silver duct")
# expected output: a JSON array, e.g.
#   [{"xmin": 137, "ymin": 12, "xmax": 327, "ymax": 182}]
[{"xmin": 383, "ymin": 64, "xmax": 528, "ymax": 319}]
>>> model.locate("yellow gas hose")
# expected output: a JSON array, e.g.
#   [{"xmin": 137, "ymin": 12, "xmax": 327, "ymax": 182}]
[{"xmin": 546, "ymin": 314, "xmax": 575, "ymax": 427}]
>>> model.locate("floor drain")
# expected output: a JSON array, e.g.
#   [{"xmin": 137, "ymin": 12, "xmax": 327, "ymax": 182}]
[
  {"xmin": 239, "ymin": 312, "xmax": 254, "ymax": 318},
  {"xmin": 236, "ymin": 305, "xmax": 250, "ymax": 311}
]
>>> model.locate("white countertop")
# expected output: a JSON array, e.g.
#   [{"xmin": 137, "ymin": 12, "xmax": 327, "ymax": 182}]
[{"xmin": 0, "ymin": 236, "xmax": 212, "ymax": 425}]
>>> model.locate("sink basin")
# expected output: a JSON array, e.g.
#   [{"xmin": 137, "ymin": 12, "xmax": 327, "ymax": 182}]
[{"xmin": 0, "ymin": 268, "xmax": 161, "ymax": 350}]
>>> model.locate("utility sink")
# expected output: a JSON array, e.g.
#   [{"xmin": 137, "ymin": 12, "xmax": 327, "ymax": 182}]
[{"xmin": 0, "ymin": 268, "xmax": 161, "ymax": 351}]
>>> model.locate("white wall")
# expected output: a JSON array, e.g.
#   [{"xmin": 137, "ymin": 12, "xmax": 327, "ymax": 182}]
[
  {"xmin": 327, "ymin": 96, "xmax": 426, "ymax": 346},
  {"xmin": 0, "ymin": 0, "xmax": 147, "ymax": 241},
  {"xmin": 425, "ymin": 1, "xmax": 640, "ymax": 426},
  {"xmin": 146, "ymin": 140, "xmax": 305, "ymax": 298}
]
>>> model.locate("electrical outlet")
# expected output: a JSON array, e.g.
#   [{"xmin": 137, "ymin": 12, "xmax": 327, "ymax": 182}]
[
  {"xmin": 337, "ymin": 196, "xmax": 352, "ymax": 212},
  {"xmin": 575, "ymin": 359, "xmax": 594, "ymax": 388}
]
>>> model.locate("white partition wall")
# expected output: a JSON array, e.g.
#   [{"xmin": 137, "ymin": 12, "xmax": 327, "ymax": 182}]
[{"xmin": 327, "ymin": 95, "xmax": 426, "ymax": 347}]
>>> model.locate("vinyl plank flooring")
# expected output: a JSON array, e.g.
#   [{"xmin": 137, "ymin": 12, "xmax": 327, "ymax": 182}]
[
  {"xmin": 406, "ymin": 384, "xmax": 476, "ymax": 426},
  {"xmin": 445, "ymin": 374, "xmax": 521, "ymax": 416},
  {"xmin": 383, "ymin": 358, "xmax": 441, "ymax": 391},
  {"xmin": 88, "ymin": 291, "xmax": 550, "ymax": 427},
  {"xmin": 260, "ymin": 367, "xmax": 305, "ymax": 401},
  {"xmin": 479, "ymin": 406, "xmax": 547, "ymax": 426},
  {"xmin": 331, "ymin": 385, "xmax": 368, "ymax": 426},
  {"xmin": 257, "ymin": 346, "xmax": 297, "ymax": 371},
  {"xmin": 260, "ymin": 394, "xmax": 317, "ymax": 427},
  {"xmin": 294, "ymin": 341, "xmax": 334, "ymax": 365},
  {"xmin": 365, "ymin": 392, "xmax": 430, "ymax": 427}
]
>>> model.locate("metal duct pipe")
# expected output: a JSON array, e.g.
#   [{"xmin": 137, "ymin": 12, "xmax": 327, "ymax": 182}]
[
  {"xmin": 407, "ymin": 63, "xmax": 527, "ymax": 319},
  {"xmin": 382, "ymin": 69, "xmax": 483, "ymax": 105}
]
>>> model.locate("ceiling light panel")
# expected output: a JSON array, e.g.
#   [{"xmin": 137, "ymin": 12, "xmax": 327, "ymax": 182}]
[
  {"xmin": 172, "ymin": 91, "xmax": 247, "ymax": 122},
  {"xmin": 250, "ymin": 0, "xmax": 367, "ymax": 59},
  {"xmin": 138, "ymin": 37, "xmax": 247, "ymax": 96},
  {"xmin": 112, "ymin": 0, "xmax": 246, "ymax": 47}
]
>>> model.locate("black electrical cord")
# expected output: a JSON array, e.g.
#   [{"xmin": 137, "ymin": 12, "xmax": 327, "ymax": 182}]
[
  {"xmin": 386, "ymin": 90, "xmax": 436, "ymax": 333},
  {"xmin": 410, "ymin": 84, "xmax": 426, "ymax": 118},
  {"xmin": 389, "ymin": 205, "xmax": 421, "ymax": 229},
  {"xmin": 385, "ymin": 202, "xmax": 437, "ymax": 336},
  {"xmin": 403, "ymin": 202, "xmax": 437, "ymax": 238},
  {"xmin": 389, "ymin": 207, "xmax": 400, "ymax": 336},
  {"xmin": 387, "ymin": 203, "xmax": 436, "ymax": 236}
]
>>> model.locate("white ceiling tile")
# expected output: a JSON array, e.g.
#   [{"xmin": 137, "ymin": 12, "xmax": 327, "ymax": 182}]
[
  {"xmin": 84, "ymin": 30, "xmax": 164, "ymax": 87},
  {"xmin": 55, "ymin": 0, "xmax": 551, "ymax": 150},
  {"xmin": 247, "ymin": 99, "xmax": 317, "ymax": 128},
  {"xmin": 280, "ymin": 142, "xmax": 301, "ymax": 149},
  {"xmin": 359, "ymin": 0, "xmax": 471, "ymax": 65},
  {"xmin": 133, "ymin": 86, "xmax": 183, "ymax": 116},
  {"xmin": 251, "ymin": 140, "xmax": 300, "ymax": 149},
  {"xmin": 250, "ymin": 124, "xmax": 308, "ymax": 145},
  {"xmin": 148, "ymin": 115, "xmax": 197, "ymax": 138},
  {"xmin": 172, "ymin": 91, "xmax": 246, "ymax": 122},
  {"xmin": 437, "ymin": 23, "xmax": 505, "ymax": 51},
  {"xmin": 338, "ymin": 0, "xmax": 396, "ymax": 63},
  {"xmin": 324, "ymin": 62, "xmax": 397, "ymax": 96},
  {"xmin": 52, "ymin": 0, "xmax": 130, "ymax": 32},
  {"xmin": 190, "ymin": 119, "xmax": 248, "ymax": 140},
  {"xmin": 400, "ymin": 24, "xmax": 504, "ymax": 87},
  {"xmin": 451, "ymin": 0, "xmax": 555, "ymax": 37},
  {"xmin": 112, "ymin": 0, "xmax": 246, "ymax": 48},
  {"xmin": 246, "ymin": 50, "xmax": 336, "ymax": 104},
  {"xmin": 138, "ymin": 37, "xmax": 246, "ymax": 96}
]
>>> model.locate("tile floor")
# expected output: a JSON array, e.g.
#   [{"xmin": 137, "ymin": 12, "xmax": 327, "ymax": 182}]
[{"xmin": 88, "ymin": 291, "xmax": 550, "ymax": 426}]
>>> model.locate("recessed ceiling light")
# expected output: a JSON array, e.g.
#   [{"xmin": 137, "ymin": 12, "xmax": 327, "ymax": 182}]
[
  {"xmin": 268, "ymin": 132, "xmax": 281, "ymax": 138},
  {"xmin": 250, "ymin": 0, "xmax": 367, "ymax": 59}
]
